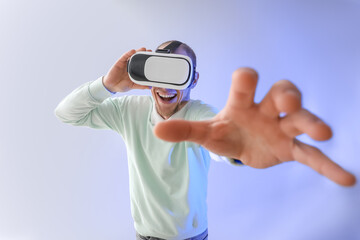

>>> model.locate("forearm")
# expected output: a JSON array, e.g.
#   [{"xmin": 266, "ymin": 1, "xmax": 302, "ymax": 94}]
[{"xmin": 54, "ymin": 77, "xmax": 113, "ymax": 127}]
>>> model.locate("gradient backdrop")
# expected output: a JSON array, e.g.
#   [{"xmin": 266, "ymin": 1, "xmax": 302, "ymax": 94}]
[{"xmin": 0, "ymin": 0, "xmax": 359, "ymax": 239}]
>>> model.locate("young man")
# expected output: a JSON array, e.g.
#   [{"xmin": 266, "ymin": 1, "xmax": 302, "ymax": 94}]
[{"xmin": 55, "ymin": 40, "xmax": 355, "ymax": 240}]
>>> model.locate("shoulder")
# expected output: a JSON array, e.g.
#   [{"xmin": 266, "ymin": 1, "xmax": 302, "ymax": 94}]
[
  {"xmin": 111, "ymin": 95, "xmax": 152, "ymax": 107},
  {"xmin": 102, "ymin": 95, "xmax": 152, "ymax": 117},
  {"xmin": 186, "ymin": 99, "xmax": 218, "ymax": 120}
]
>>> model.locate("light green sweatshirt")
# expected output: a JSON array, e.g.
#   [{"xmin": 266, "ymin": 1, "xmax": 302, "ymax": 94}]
[{"xmin": 55, "ymin": 77, "xmax": 221, "ymax": 239}]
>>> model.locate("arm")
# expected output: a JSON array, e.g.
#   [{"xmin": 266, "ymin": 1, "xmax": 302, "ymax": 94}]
[
  {"xmin": 54, "ymin": 77, "xmax": 118, "ymax": 129},
  {"xmin": 54, "ymin": 48, "xmax": 150, "ymax": 129}
]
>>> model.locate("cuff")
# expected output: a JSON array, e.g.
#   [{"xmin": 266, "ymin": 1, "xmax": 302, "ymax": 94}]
[
  {"xmin": 227, "ymin": 158, "xmax": 244, "ymax": 166},
  {"xmin": 88, "ymin": 77, "xmax": 113, "ymax": 102},
  {"xmin": 209, "ymin": 152, "xmax": 244, "ymax": 166}
]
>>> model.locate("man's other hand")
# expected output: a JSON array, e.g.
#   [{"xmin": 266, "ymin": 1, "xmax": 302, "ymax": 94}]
[{"xmin": 154, "ymin": 67, "xmax": 356, "ymax": 187}]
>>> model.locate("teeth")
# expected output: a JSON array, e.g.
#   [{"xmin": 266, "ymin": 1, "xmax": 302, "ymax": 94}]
[{"xmin": 158, "ymin": 92, "xmax": 176, "ymax": 98}]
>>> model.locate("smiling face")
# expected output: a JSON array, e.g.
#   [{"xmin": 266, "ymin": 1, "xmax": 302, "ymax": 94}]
[{"xmin": 151, "ymin": 46, "xmax": 198, "ymax": 120}]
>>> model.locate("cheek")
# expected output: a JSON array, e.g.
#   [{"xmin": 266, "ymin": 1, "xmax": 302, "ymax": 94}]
[
  {"xmin": 151, "ymin": 89, "xmax": 158, "ymax": 101},
  {"xmin": 176, "ymin": 90, "xmax": 183, "ymax": 103},
  {"xmin": 151, "ymin": 89, "xmax": 156, "ymax": 96}
]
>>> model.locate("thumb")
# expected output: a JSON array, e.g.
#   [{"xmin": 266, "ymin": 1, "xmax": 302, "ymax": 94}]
[{"xmin": 154, "ymin": 120, "xmax": 210, "ymax": 144}]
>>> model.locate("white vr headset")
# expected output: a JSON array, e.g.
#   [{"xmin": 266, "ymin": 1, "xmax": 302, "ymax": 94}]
[{"xmin": 127, "ymin": 51, "xmax": 195, "ymax": 90}]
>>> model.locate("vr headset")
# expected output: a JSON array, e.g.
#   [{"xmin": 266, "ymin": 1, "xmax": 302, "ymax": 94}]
[{"xmin": 127, "ymin": 41, "xmax": 195, "ymax": 90}]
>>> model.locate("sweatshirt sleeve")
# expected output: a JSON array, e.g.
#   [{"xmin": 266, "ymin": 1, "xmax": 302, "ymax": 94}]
[{"xmin": 54, "ymin": 77, "xmax": 124, "ymax": 132}]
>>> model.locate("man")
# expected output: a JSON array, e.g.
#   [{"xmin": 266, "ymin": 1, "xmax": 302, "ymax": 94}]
[{"xmin": 55, "ymin": 40, "xmax": 355, "ymax": 240}]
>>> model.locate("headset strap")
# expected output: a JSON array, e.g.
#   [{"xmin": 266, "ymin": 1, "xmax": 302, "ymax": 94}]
[{"xmin": 155, "ymin": 41, "xmax": 182, "ymax": 53}]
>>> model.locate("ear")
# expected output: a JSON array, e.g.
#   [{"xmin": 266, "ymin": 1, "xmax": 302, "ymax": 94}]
[{"xmin": 190, "ymin": 71, "xmax": 199, "ymax": 89}]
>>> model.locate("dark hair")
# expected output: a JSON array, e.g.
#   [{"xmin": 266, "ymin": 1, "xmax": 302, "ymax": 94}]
[{"xmin": 156, "ymin": 40, "xmax": 197, "ymax": 69}]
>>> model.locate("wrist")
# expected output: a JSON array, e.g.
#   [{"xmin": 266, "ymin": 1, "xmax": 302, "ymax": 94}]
[{"xmin": 102, "ymin": 76, "xmax": 117, "ymax": 94}]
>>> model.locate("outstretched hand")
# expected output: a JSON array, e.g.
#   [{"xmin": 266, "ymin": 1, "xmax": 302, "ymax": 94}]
[{"xmin": 154, "ymin": 68, "xmax": 356, "ymax": 186}]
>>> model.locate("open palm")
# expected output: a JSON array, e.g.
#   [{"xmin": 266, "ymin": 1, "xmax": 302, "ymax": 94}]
[{"xmin": 154, "ymin": 68, "xmax": 356, "ymax": 186}]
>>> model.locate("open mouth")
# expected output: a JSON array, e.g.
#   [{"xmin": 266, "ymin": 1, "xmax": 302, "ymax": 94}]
[{"xmin": 157, "ymin": 92, "xmax": 177, "ymax": 102}]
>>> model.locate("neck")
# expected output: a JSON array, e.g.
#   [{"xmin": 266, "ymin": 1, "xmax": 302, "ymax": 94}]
[{"xmin": 156, "ymin": 101, "xmax": 189, "ymax": 120}]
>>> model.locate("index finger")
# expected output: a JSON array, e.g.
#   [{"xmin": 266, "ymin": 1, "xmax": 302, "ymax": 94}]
[{"xmin": 116, "ymin": 47, "xmax": 147, "ymax": 65}]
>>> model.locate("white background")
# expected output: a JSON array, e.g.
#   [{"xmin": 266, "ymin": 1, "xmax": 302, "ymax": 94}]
[{"xmin": 0, "ymin": 0, "xmax": 359, "ymax": 239}]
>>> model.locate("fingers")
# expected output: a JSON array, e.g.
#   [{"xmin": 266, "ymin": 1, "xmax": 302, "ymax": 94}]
[
  {"xmin": 116, "ymin": 47, "xmax": 148, "ymax": 64},
  {"xmin": 280, "ymin": 109, "xmax": 332, "ymax": 140},
  {"xmin": 259, "ymin": 80, "xmax": 302, "ymax": 118},
  {"xmin": 136, "ymin": 47, "xmax": 147, "ymax": 52},
  {"xmin": 226, "ymin": 67, "xmax": 259, "ymax": 110},
  {"xmin": 154, "ymin": 120, "xmax": 210, "ymax": 144},
  {"xmin": 293, "ymin": 140, "xmax": 356, "ymax": 186},
  {"xmin": 115, "ymin": 49, "xmax": 136, "ymax": 65}
]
